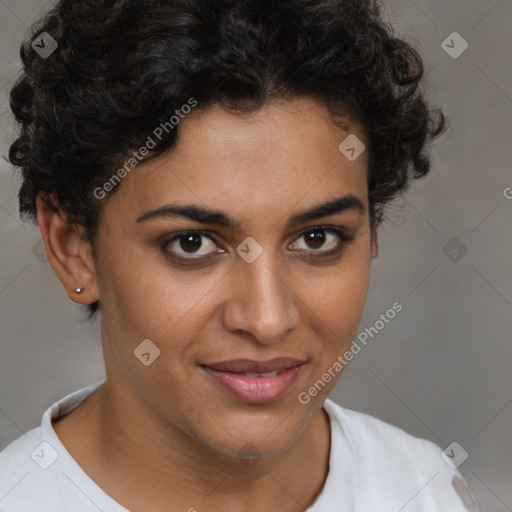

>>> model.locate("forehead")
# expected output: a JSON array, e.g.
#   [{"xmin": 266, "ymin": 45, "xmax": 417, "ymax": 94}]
[{"xmin": 106, "ymin": 97, "xmax": 369, "ymax": 223}]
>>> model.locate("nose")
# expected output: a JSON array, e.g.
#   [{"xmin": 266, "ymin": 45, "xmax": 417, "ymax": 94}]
[{"xmin": 221, "ymin": 254, "xmax": 300, "ymax": 345}]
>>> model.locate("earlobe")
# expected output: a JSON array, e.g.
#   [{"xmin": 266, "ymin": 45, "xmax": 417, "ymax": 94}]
[
  {"xmin": 36, "ymin": 195, "xmax": 99, "ymax": 304},
  {"xmin": 371, "ymin": 226, "xmax": 379, "ymax": 259}
]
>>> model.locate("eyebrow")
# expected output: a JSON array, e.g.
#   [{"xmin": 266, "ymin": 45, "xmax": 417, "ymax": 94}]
[{"xmin": 136, "ymin": 194, "xmax": 366, "ymax": 228}]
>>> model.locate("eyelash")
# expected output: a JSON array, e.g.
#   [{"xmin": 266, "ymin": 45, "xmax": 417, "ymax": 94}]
[{"xmin": 161, "ymin": 226, "xmax": 355, "ymax": 264}]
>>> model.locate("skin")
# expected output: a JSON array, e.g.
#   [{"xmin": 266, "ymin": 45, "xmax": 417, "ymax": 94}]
[{"xmin": 38, "ymin": 96, "xmax": 378, "ymax": 512}]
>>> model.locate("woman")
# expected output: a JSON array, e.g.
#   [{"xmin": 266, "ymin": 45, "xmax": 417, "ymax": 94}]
[{"xmin": 0, "ymin": 0, "xmax": 481, "ymax": 510}]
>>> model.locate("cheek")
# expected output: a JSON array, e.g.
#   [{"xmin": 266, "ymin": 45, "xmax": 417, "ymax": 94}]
[
  {"xmin": 302, "ymin": 248, "xmax": 371, "ymax": 347},
  {"xmin": 95, "ymin": 239, "xmax": 224, "ymax": 339}
]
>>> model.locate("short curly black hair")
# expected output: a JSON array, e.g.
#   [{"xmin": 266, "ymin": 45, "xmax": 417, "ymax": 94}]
[{"xmin": 8, "ymin": 0, "xmax": 447, "ymax": 316}]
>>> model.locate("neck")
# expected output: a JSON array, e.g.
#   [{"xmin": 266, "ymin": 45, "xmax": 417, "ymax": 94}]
[{"xmin": 54, "ymin": 378, "xmax": 331, "ymax": 512}]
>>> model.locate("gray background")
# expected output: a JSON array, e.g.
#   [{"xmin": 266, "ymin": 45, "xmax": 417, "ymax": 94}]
[{"xmin": 0, "ymin": 1, "xmax": 511, "ymax": 510}]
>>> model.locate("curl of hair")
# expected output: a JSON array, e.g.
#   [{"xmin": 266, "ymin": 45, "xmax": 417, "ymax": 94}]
[{"xmin": 9, "ymin": 0, "xmax": 448, "ymax": 316}]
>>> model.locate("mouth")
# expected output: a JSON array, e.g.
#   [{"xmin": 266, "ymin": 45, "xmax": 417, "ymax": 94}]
[{"xmin": 199, "ymin": 358, "xmax": 305, "ymax": 403}]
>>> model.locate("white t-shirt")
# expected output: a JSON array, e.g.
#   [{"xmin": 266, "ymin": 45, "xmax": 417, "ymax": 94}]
[{"xmin": 0, "ymin": 380, "xmax": 481, "ymax": 511}]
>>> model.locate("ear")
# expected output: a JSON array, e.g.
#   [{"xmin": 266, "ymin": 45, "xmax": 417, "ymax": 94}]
[
  {"xmin": 370, "ymin": 216, "xmax": 379, "ymax": 259},
  {"xmin": 36, "ymin": 195, "xmax": 99, "ymax": 305}
]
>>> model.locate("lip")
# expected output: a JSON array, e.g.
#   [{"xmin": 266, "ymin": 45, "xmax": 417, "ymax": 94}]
[
  {"xmin": 200, "ymin": 358, "xmax": 305, "ymax": 403},
  {"xmin": 203, "ymin": 357, "xmax": 306, "ymax": 373}
]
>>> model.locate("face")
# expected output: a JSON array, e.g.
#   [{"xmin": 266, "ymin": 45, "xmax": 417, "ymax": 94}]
[{"xmin": 92, "ymin": 96, "xmax": 376, "ymax": 459}]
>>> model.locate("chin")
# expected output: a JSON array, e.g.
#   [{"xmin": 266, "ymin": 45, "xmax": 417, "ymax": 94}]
[{"xmin": 192, "ymin": 419, "xmax": 301, "ymax": 463}]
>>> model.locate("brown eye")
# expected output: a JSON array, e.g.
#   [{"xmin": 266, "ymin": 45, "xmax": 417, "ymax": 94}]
[
  {"xmin": 290, "ymin": 226, "xmax": 355, "ymax": 256},
  {"xmin": 179, "ymin": 234, "xmax": 203, "ymax": 253},
  {"xmin": 163, "ymin": 231, "xmax": 222, "ymax": 259},
  {"xmin": 304, "ymin": 229, "xmax": 326, "ymax": 249}
]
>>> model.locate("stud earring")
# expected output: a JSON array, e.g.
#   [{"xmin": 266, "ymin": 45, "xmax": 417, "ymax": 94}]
[{"xmin": 73, "ymin": 287, "xmax": 84, "ymax": 294}]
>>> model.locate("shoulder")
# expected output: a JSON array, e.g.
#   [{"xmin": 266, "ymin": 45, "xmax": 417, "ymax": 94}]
[
  {"xmin": 0, "ymin": 425, "xmax": 41, "ymax": 471},
  {"xmin": 0, "ymin": 427, "xmax": 63, "ymax": 511},
  {"xmin": 0, "ymin": 380, "xmax": 107, "ymax": 512},
  {"xmin": 322, "ymin": 399, "xmax": 480, "ymax": 511},
  {"xmin": 325, "ymin": 399, "xmax": 444, "ymax": 464}
]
